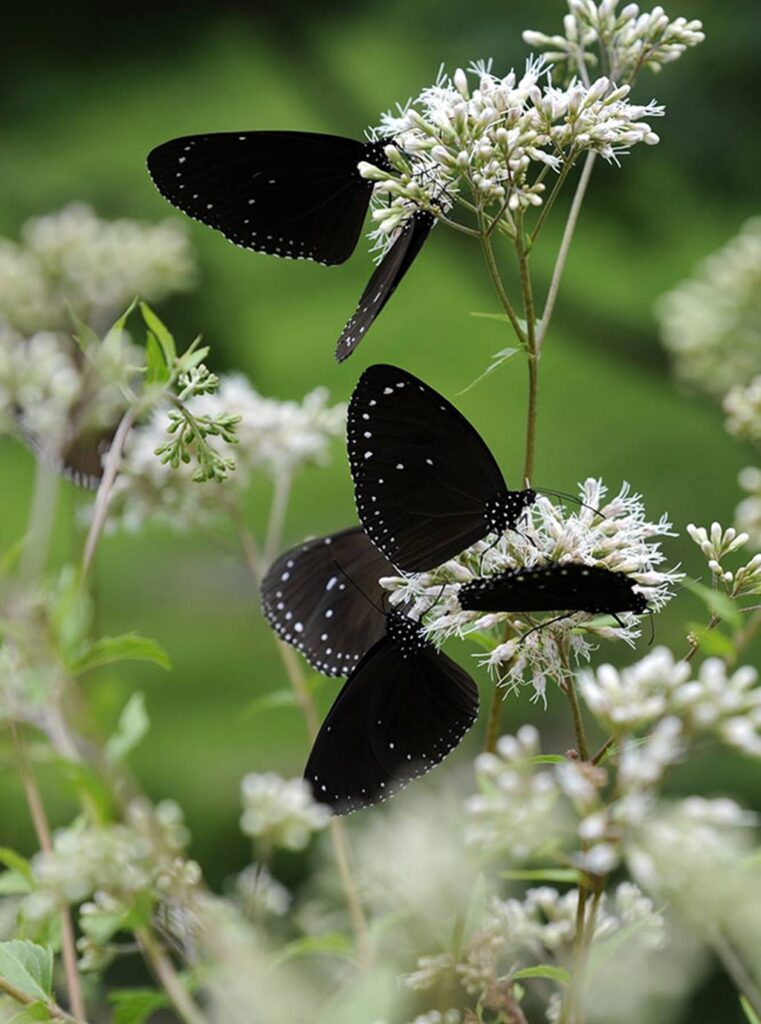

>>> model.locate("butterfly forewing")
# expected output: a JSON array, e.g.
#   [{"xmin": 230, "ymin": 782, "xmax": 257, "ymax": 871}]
[
  {"xmin": 260, "ymin": 527, "xmax": 394, "ymax": 676},
  {"xmin": 147, "ymin": 132, "xmax": 389, "ymax": 266},
  {"xmin": 459, "ymin": 563, "xmax": 649, "ymax": 615},
  {"xmin": 304, "ymin": 618, "xmax": 479, "ymax": 814},
  {"xmin": 335, "ymin": 212, "xmax": 435, "ymax": 360},
  {"xmin": 348, "ymin": 364, "xmax": 514, "ymax": 572}
]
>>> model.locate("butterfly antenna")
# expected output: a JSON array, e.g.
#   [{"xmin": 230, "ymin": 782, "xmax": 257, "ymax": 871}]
[
  {"xmin": 535, "ymin": 487, "xmax": 608, "ymax": 521},
  {"xmin": 647, "ymin": 609, "xmax": 656, "ymax": 646},
  {"xmin": 478, "ymin": 535, "xmax": 502, "ymax": 575},
  {"xmin": 520, "ymin": 612, "xmax": 574, "ymax": 642},
  {"xmin": 331, "ymin": 559, "xmax": 385, "ymax": 615}
]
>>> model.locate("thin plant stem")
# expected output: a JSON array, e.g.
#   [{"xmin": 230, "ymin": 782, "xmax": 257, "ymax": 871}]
[
  {"xmin": 263, "ymin": 472, "xmax": 292, "ymax": 568},
  {"xmin": 529, "ymin": 157, "xmax": 576, "ymax": 247},
  {"xmin": 515, "ymin": 216, "xmax": 539, "ymax": 484},
  {"xmin": 437, "ymin": 213, "xmax": 481, "ymax": 238},
  {"xmin": 20, "ymin": 460, "xmax": 60, "ymax": 583},
  {"xmin": 81, "ymin": 407, "xmax": 137, "ymax": 577},
  {"xmin": 591, "ymin": 735, "xmax": 615, "ymax": 766},
  {"xmin": 0, "ymin": 975, "xmax": 87, "ymax": 1024},
  {"xmin": 478, "ymin": 222, "xmax": 527, "ymax": 345},
  {"xmin": 710, "ymin": 928, "xmax": 761, "ymax": 1019},
  {"xmin": 10, "ymin": 722, "xmax": 87, "ymax": 1023},
  {"xmin": 232, "ymin": 516, "xmax": 371, "ymax": 968},
  {"xmin": 564, "ymin": 679, "xmax": 590, "ymax": 762},
  {"xmin": 136, "ymin": 927, "xmax": 208, "ymax": 1024},
  {"xmin": 729, "ymin": 607, "xmax": 761, "ymax": 664},
  {"xmin": 483, "ymin": 681, "xmax": 504, "ymax": 754},
  {"xmin": 536, "ymin": 152, "xmax": 596, "ymax": 355}
]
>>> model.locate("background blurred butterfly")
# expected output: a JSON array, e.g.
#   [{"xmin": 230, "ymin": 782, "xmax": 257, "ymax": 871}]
[
  {"xmin": 147, "ymin": 131, "xmax": 391, "ymax": 267},
  {"xmin": 348, "ymin": 363, "xmax": 536, "ymax": 573},
  {"xmin": 260, "ymin": 526, "xmax": 395, "ymax": 677},
  {"xmin": 458, "ymin": 562, "xmax": 649, "ymax": 622},
  {"xmin": 304, "ymin": 608, "xmax": 479, "ymax": 815}
]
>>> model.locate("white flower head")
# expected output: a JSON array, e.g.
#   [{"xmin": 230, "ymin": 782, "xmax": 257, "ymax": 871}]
[
  {"xmin": 240, "ymin": 772, "xmax": 330, "ymax": 851},
  {"xmin": 736, "ymin": 467, "xmax": 761, "ymax": 553},
  {"xmin": 384, "ymin": 479, "xmax": 680, "ymax": 701}
]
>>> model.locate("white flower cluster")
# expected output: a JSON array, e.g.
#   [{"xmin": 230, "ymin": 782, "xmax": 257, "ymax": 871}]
[
  {"xmin": 686, "ymin": 521, "xmax": 761, "ymax": 596},
  {"xmin": 0, "ymin": 202, "xmax": 196, "ymax": 334},
  {"xmin": 240, "ymin": 772, "xmax": 330, "ymax": 851},
  {"xmin": 22, "ymin": 799, "xmax": 199, "ymax": 923},
  {"xmin": 657, "ymin": 217, "xmax": 761, "ymax": 398},
  {"xmin": 524, "ymin": 1, "xmax": 704, "ymax": 83},
  {"xmin": 236, "ymin": 864, "xmax": 291, "ymax": 918},
  {"xmin": 466, "ymin": 725, "xmax": 574, "ymax": 860},
  {"xmin": 104, "ymin": 375, "xmax": 345, "ymax": 533},
  {"xmin": 736, "ymin": 467, "xmax": 761, "ymax": 552},
  {"xmin": 582, "ymin": 647, "xmax": 761, "ymax": 757},
  {"xmin": 383, "ymin": 479, "xmax": 679, "ymax": 699},
  {"xmin": 362, "ymin": 58, "xmax": 663, "ymax": 252},
  {"xmin": 724, "ymin": 375, "xmax": 761, "ymax": 446},
  {"xmin": 0, "ymin": 325, "xmax": 81, "ymax": 443}
]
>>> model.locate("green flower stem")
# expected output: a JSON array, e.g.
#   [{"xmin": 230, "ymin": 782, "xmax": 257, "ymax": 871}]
[
  {"xmin": 478, "ymin": 222, "xmax": 527, "ymax": 346},
  {"xmin": 483, "ymin": 679, "xmax": 504, "ymax": 755},
  {"xmin": 710, "ymin": 928, "xmax": 761, "ymax": 1020},
  {"xmin": 0, "ymin": 974, "xmax": 86, "ymax": 1024},
  {"xmin": 9, "ymin": 722, "xmax": 87, "ymax": 1023},
  {"xmin": 591, "ymin": 735, "xmax": 616, "ymax": 766},
  {"xmin": 81, "ymin": 407, "xmax": 137, "ymax": 577},
  {"xmin": 529, "ymin": 156, "xmax": 576, "ymax": 247},
  {"xmin": 20, "ymin": 460, "xmax": 59, "ymax": 583},
  {"xmin": 515, "ymin": 216, "xmax": 539, "ymax": 484},
  {"xmin": 232, "ymin": 513, "xmax": 372, "ymax": 970},
  {"xmin": 564, "ymin": 678, "xmax": 591, "ymax": 763},
  {"xmin": 135, "ymin": 927, "xmax": 207, "ymax": 1024},
  {"xmin": 729, "ymin": 608, "xmax": 761, "ymax": 665},
  {"xmin": 535, "ymin": 152, "xmax": 596, "ymax": 356}
]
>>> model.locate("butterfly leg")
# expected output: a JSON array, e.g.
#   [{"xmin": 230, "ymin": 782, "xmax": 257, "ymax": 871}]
[{"xmin": 518, "ymin": 612, "xmax": 575, "ymax": 641}]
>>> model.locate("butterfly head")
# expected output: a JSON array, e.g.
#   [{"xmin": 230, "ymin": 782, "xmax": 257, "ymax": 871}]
[
  {"xmin": 629, "ymin": 588, "xmax": 651, "ymax": 615},
  {"xmin": 386, "ymin": 611, "xmax": 429, "ymax": 659},
  {"xmin": 484, "ymin": 489, "xmax": 537, "ymax": 536}
]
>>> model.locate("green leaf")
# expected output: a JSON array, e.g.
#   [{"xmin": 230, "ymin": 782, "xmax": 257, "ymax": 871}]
[
  {"xmin": 501, "ymin": 868, "xmax": 580, "ymax": 883},
  {"xmin": 140, "ymin": 303, "xmax": 176, "ymax": 363},
  {"xmin": 271, "ymin": 932, "xmax": 355, "ymax": 968},
  {"xmin": 0, "ymin": 849, "xmax": 33, "ymax": 886},
  {"xmin": 70, "ymin": 633, "xmax": 171, "ymax": 674},
  {"xmin": 244, "ymin": 689, "xmax": 298, "ymax": 719},
  {"xmin": 6, "ymin": 1003, "xmax": 52, "ymax": 1024},
  {"xmin": 513, "ymin": 964, "xmax": 570, "ymax": 986},
  {"xmin": 0, "ymin": 873, "xmax": 33, "ymax": 895},
  {"xmin": 741, "ymin": 995, "xmax": 761, "ymax": 1024},
  {"xmin": 458, "ymin": 346, "xmax": 521, "ymax": 395},
  {"xmin": 180, "ymin": 346, "xmax": 210, "ymax": 371},
  {"xmin": 683, "ymin": 579, "xmax": 743, "ymax": 630},
  {"xmin": 0, "ymin": 941, "xmax": 54, "ymax": 1002},
  {"xmin": 528, "ymin": 755, "xmax": 567, "ymax": 766},
  {"xmin": 102, "ymin": 299, "xmax": 139, "ymax": 363},
  {"xmin": 465, "ymin": 630, "xmax": 498, "ymax": 653},
  {"xmin": 66, "ymin": 302, "xmax": 101, "ymax": 353},
  {"xmin": 469, "ymin": 312, "xmax": 511, "ymax": 323},
  {"xmin": 52, "ymin": 759, "xmax": 114, "ymax": 822},
  {"xmin": 145, "ymin": 333, "xmax": 170, "ymax": 386},
  {"xmin": 109, "ymin": 988, "xmax": 171, "ymax": 1024},
  {"xmin": 686, "ymin": 623, "xmax": 735, "ymax": 658},
  {"xmin": 107, "ymin": 692, "xmax": 150, "ymax": 763}
]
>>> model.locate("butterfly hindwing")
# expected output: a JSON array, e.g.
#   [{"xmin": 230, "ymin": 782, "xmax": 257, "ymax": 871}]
[
  {"xmin": 147, "ymin": 132, "xmax": 389, "ymax": 266},
  {"xmin": 459, "ymin": 563, "xmax": 649, "ymax": 615},
  {"xmin": 335, "ymin": 212, "xmax": 435, "ymax": 360},
  {"xmin": 348, "ymin": 364, "xmax": 523, "ymax": 572},
  {"xmin": 304, "ymin": 614, "xmax": 479, "ymax": 814},
  {"xmin": 260, "ymin": 527, "xmax": 394, "ymax": 677}
]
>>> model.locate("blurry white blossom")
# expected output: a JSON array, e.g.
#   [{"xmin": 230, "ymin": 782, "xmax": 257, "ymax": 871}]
[
  {"xmin": 363, "ymin": 58, "xmax": 664, "ymax": 253},
  {"xmin": 240, "ymin": 772, "xmax": 330, "ymax": 852},
  {"xmin": 0, "ymin": 202, "xmax": 195, "ymax": 334},
  {"xmin": 657, "ymin": 217, "xmax": 761, "ymax": 398},
  {"xmin": 384, "ymin": 479, "xmax": 679, "ymax": 696},
  {"xmin": 236, "ymin": 865, "xmax": 291, "ymax": 918},
  {"xmin": 724, "ymin": 375, "xmax": 761, "ymax": 445},
  {"xmin": 687, "ymin": 520, "xmax": 761, "ymax": 596},
  {"xmin": 524, "ymin": 1, "xmax": 704, "ymax": 82},
  {"xmin": 736, "ymin": 467, "xmax": 761, "ymax": 551},
  {"xmin": 579, "ymin": 646, "xmax": 688, "ymax": 731},
  {"xmin": 104, "ymin": 375, "xmax": 345, "ymax": 533}
]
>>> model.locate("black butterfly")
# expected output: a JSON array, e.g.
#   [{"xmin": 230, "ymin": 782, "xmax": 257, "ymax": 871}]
[
  {"xmin": 335, "ymin": 211, "xmax": 435, "ymax": 361},
  {"xmin": 260, "ymin": 526, "xmax": 395, "ymax": 677},
  {"xmin": 305, "ymin": 608, "xmax": 479, "ymax": 814},
  {"xmin": 347, "ymin": 364, "xmax": 536, "ymax": 574},
  {"xmin": 458, "ymin": 562, "xmax": 649, "ymax": 620},
  {"xmin": 147, "ymin": 131, "xmax": 391, "ymax": 267}
]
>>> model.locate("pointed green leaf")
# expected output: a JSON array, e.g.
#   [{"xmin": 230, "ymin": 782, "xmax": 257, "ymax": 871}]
[
  {"xmin": 469, "ymin": 312, "xmax": 511, "ymax": 323},
  {"xmin": 0, "ymin": 849, "xmax": 33, "ymax": 886},
  {"xmin": 465, "ymin": 630, "xmax": 498, "ymax": 653},
  {"xmin": 458, "ymin": 346, "xmax": 521, "ymax": 395},
  {"xmin": 66, "ymin": 301, "xmax": 101, "ymax": 353},
  {"xmin": 102, "ymin": 299, "xmax": 139, "ymax": 362},
  {"xmin": 741, "ymin": 995, "xmax": 761, "ymax": 1024},
  {"xmin": 107, "ymin": 693, "xmax": 150, "ymax": 763},
  {"xmin": 686, "ymin": 623, "xmax": 735, "ymax": 658},
  {"xmin": 140, "ymin": 303, "xmax": 176, "ymax": 363},
  {"xmin": 513, "ymin": 964, "xmax": 570, "ymax": 986},
  {"xmin": 501, "ymin": 868, "xmax": 580, "ymax": 883},
  {"xmin": 6, "ymin": 1003, "xmax": 52, "ymax": 1024},
  {"xmin": 0, "ymin": 941, "xmax": 54, "ymax": 1001},
  {"xmin": 71, "ymin": 633, "xmax": 171, "ymax": 674},
  {"xmin": 145, "ymin": 333, "xmax": 170, "ymax": 386},
  {"xmin": 683, "ymin": 580, "xmax": 743, "ymax": 630},
  {"xmin": 109, "ymin": 988, "xmax": 171, "ymax": 1024}
]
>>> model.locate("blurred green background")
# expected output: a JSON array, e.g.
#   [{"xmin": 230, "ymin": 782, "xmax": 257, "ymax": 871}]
[{"xmin": 2, "ymin": 1, "xmax": 760, "ymax": 1016}]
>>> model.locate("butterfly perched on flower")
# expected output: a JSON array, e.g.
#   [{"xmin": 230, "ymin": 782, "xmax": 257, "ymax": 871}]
[{"xmin": 347, "ymin": 363, "xmax": 536, "ymax": 572}]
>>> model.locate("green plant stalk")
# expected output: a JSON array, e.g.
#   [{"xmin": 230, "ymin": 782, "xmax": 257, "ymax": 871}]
[
  {"xmin": 20, "ymin": 461, "xmax": 60, "ymax": 583},
  {"xmin": 0, "ymin": 974, "xmax": 87, "ymax": 1024},
  {"xmin": 515, "ymin": 214, "xmax": 539, "ymax": 484},
  {"xmin": 10, "ymin": 723, "xmax": 87, "ymax": 1023},
  {"xmin": 81, "ymin": 406, "xmax": 137, "ymax": 577},
  {"xmin": 136, "ymin": 927, "xmax": 208, "ymax": 1024}
]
